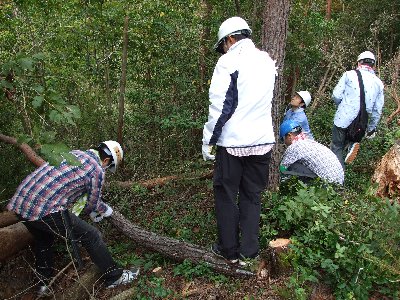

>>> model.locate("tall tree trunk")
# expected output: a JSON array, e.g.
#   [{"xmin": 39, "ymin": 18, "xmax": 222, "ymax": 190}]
[
  {"xmin": 198, "ymin": 0, "xmax": 212, "ymax": 93},
  {"xmin": 262, "ymin": 0, "xmax": 291, "ymax": 190},
  {"xmin": 118, "ymin": 16, "xmax": 128, "ymax": 147}
]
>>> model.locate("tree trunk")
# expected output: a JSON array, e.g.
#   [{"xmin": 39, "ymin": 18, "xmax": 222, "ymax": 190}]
[
  {"xmin": 0, "ymin": 211, "xmax": 19, "ymax": 228},
  {"xmin": 371, "ymin": 141, "xmax": 400, "ymax": 201},
  {"xmin": 117, "ymin": 15, "xmax": 128, "ymax": 147},
  {"xmin": 262, "ymin": 0, "xmax": 291, "ymax": 190},
  {"xmin": 0, "ymin": 133, "xmax": 45, "ymax": 167},
  {"xmin": 110, "ymin": 210, "xmax": 254, "ymax": 277},
  {"xmin": 0, "ymin": 222, "xmax": 33, "ymax": 262}
]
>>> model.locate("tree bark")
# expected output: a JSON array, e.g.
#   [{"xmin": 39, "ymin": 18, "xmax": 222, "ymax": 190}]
[
  {"xmin": 117, "ymin": 15, "xmax": 128, "ymax": 147},
  {"xmin": 267, "ymin": 238, "xmax": 292, "ymax": 278},
  {"xmin": 0, "ymin": 222, "xmax": 33, "ymax": 262},
  {"xmin": 0, "ymin": 133, "xmax": 45, "ymax": 167},
  {"xmin": 0, "ymin": 211, "xmax": 19, "ymax": 228},
  {"xmin": 110, "ymin": 210, "xmax": 254, "ymax": 277},
  {"xmin": 262, "ymin": 0, "xmax": 291, "ymax": 190}
]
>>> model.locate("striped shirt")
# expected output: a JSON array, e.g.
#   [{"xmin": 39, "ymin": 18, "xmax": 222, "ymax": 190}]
[{"xmin": 7, "ymin": 150, "xmax": 108, "ymax": 221}]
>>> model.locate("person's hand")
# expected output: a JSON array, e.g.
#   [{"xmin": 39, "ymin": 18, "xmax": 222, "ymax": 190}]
[
  {"xmin": 365, "ymin": 129, "xmax": 376, "ymax": 139},
  {"xmin": 202, "ymin": 144, "xmax": 215, "ymax": 161},
  {"xmin": 90, "ymin": 204, "xmax": 113, "ymax": 223}
]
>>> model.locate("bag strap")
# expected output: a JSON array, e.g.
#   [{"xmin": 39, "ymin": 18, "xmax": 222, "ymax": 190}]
[{"xmin": 355, "ymin": 69, "xmax": 366, "ymax": 112}]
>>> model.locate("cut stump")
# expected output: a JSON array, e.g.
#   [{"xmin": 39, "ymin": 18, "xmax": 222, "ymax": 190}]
[{"xmin": 268, "ymin": 238, "xmax": 292, "ymax": 278}]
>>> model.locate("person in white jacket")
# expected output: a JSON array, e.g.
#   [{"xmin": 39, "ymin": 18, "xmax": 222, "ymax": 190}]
[{"xmin": 202, "ymin": 16, "xmax": 277, "ymax": 265}]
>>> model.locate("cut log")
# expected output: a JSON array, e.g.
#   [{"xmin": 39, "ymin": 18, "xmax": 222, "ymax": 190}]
[
  {"xmin": 0, "ymin": 211, "xmax": 19, "ymax": 228},
  {"xmin": 110, "ymin": 210, "xmax": 254, "ymax": 277},
  {"xmin": 267, "ymin": 238, "xmax": 292, "ymax": 278},
  {"xmin": 111, "ymin": 170, "xmax": 213, "ymax": 190},
  {"xmin": 0, "ymin": 222, "xmax": 33, "ymax": 262},
  {"xmin": 371, "ymin": 142, "xmax": 400, "ymax": 201}
]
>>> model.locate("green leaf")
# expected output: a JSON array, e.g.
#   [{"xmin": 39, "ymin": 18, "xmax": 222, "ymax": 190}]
[
  {"xmin": 33, "ymin": 84, "xmax": 44, "ymax": 93},
  {"xmin": 32, "ymin": 96, "xmax": 44, "ymax": 108},
  {"xmin": 18, "ymin": 57, "xmax": 34, "ymax": 70},
  {"xmin": 32, "ymin": 52, "xmax": 46, "ymax": 60}
]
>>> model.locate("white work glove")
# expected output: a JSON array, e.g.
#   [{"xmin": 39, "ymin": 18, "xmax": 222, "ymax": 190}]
[
  {"xmin": 90, "ymin": 204, "xmax": 113, "ymax": 223},
  {"xmin": 202, "ymin": 144, "xmax": 215, "ymax": 161},
  {"xmin": 365, "ymin": 129, "xmax": 376, "ymax": 139}
]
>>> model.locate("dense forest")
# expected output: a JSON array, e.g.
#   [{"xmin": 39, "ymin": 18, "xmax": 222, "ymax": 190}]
[{"xmin": 1, "ymin": 0, "xmax": 400, "ymax": 299}]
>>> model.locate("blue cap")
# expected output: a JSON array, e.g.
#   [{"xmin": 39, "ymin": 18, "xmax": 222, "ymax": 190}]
[{"xmin": 279, "ymin": 120, "xmax": 302, "ymax": 140}]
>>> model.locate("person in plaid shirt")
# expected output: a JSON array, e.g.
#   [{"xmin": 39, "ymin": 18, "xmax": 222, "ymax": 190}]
[
  {"xmin": 7, "ymin": 141, "xmax": 139, "ymax": 296},
  {"xmin": 279, "ymin": 120, "xmax": 344, "ymax": 185}
]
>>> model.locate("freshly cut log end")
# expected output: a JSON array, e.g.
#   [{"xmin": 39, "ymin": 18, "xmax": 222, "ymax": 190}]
[{"xmin": 372, "ymin": 142, "xmax": 400, "ymax": 201}]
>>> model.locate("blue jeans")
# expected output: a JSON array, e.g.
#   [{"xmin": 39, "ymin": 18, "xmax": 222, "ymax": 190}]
[{"xmin": 22, "ymin": 211, "xmax": 122, "ymax": 286}]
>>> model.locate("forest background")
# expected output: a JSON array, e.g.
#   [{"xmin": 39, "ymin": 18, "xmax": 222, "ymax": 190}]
[{"xmin": 1, "ymin": 0, "xmax": 400, "ymax": 299}]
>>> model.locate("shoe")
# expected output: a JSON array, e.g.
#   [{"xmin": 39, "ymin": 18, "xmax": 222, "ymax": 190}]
[
  {"xmin": 107, "ymin": 268, "xmax": 140, "ymax": 289},
  {"xmin": 238, "ymin": 253, "xmax": 260, "ymax": 267},
  {"xmin": 37, "ymin": 285, "xmax": 51, "ymax": 297},
  {"xmin": 345, "ymin": 142, "xmax": 360, "ymax": 164},
  {"xmin": 210, "ymin": 244, "xmax": 238, "ymax": 264}
]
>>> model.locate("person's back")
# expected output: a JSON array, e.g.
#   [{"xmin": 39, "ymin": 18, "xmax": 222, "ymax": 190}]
[
  {"xmin": 332, "ymin": 67, "xmax": 384, "ymax": 131},
  {"xmin": 7, "ymin": 149, "xmax": 106, "ymax": 221},
  {"xmin": 204, "ymin": 38, "xmax": 276, "ymax": 148},
  {"xmin": 282, "ymin": 138, "xmax": 344, "ymax": 185}
]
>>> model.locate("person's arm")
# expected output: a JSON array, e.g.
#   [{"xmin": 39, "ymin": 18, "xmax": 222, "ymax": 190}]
[
  {"xmin": 367, "ymin": 83, "xmax": 384, "ymax": 133},
  {"xmin": 84, "ymin": 168, "xmax": 108, "ymax": 214},
  {"xmin": 280, "ymin": 145, "xmax": 301, "ymax": 170},
  {"xmin": 332, "ymin": 72, "xmax": 347, "ymax": 106},
  {"xmin": 202, "ymin": 58, "xmax": 234, "ymax": 146}
]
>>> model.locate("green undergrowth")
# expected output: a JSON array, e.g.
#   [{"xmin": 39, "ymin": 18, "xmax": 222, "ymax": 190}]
[{"xmin": 261, "ymin": 179, "xmax": 400, "ymax": 299}]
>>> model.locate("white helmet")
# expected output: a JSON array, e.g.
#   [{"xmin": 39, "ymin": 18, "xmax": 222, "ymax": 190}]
[
  {"xmin": 357, "ymin": 51, "xmax": 375, "ymax": 63},
  {"xmin": 214, "ymin": 16, "xmax": 252, "ymax": 52},
  {"xmin": 98, "ymin": 141, "xmax": 123, "ymax": 173},
  {"xmin": 296, "ymin": 91, "xmax": 312, "ymax": 107}
]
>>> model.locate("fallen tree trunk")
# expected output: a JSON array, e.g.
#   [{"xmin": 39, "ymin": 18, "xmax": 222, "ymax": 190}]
[
  {"xmin": 110, "ymin": 210, "xmax": 254, "ymax": 277},
  {"xmin": 111, "ymin": 170, "xmax": 213, "ymax": 190},
  {"xmin": 0, "ymin": 211, "xmax": 19, "ymax": 228},
  {"xmin": 0, "ymin": 222, "xmax": 33, "ymax": 262}
]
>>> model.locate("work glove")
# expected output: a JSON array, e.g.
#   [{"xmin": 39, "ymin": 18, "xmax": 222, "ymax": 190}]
[
  {"xmin": 90, "ymin": 204, "xmax": 113, "ymax": 223},
  {"xmin": 202, "ymin": 144, "xmax": 215, "ymax": 161},
  {"xmin": 365, "ymin": 129, "xmax": 376, "ymax": 139}
]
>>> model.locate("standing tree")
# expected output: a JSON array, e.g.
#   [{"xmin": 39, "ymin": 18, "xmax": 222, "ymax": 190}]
[{"xmin": 262, "ymin": 0, "xmax": 291, "ymax": 189}]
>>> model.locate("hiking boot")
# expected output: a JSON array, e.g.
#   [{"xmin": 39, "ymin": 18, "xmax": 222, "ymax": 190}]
[
  {"xmin": 106, "ymin": 268, "xmax": 140, "ymax": 289},
  {"xmin": 345, "ymin": 142, "xmax": 360, "ymax": 164},
  {"xmin": 210, "ymin": 243, "xmax": 238, "ymax": 264},
  {"xmin": 238, "ymin": 253, "xmax": 260, "ymax": 267}
]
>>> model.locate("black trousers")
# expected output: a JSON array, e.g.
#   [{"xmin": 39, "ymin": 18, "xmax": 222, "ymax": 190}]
[
  {"xmin": 213, "ymin": 147, "xmax": 271, "ymax": 259},
  {"xmin": 22, "ymin": 211, "xmax": 122, "ymax": 286}
]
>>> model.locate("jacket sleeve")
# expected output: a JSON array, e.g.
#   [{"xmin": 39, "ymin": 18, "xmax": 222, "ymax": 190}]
[
  {"xmin": 84, "ymin": 167, "xmax": 108, "ymax": 214},
  {"xmin": 367, "ymin": 82, "xmax": 384, "ymax": 132},
  {"xmin": 202, "ymin": 58, "xmax": 233, "ymax": 145},
  {"xmin": 332, "ymin": 72, "xmax": 347, "ymax": 105}
]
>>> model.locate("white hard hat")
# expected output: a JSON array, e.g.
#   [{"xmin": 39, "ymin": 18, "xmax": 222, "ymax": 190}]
[
  {"xmin": 357, "ymin": 51, "xmax": 375, "ymax": 63},
  {"xmin": 98, "ymin": 140, "xmax": 123, "ymax": 173},
  {"xmin": 296, "ymin": 91, "xmax": 312, "ymax": 107},
  {"xmin": 214, "ymin": 17, "xmax": 252, "ymax": 52}
]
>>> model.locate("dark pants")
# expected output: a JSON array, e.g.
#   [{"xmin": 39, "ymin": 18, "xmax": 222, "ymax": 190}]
[
  {"xmin": 281, "ymin": 161, "xmax": 318, "ymax": 183},
  {"xmin": 330, "ymin": 125, "xmax": 349, "ymax": 170},
  {"xmin": 213, "ymin": 147, "xmax": 271, "ymax": 259},
  {"xmin": 22, "ymin": 211, "xmax": 122, "ymax": 286}
]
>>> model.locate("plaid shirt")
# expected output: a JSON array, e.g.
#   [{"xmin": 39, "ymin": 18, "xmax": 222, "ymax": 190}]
[
  {"xmin": 227, "ymin": 144, "xmax": 273, "ymax": 157},
  {"xmin": 281, "ymin": 137, "xmax": 344, "ymax": 185},
  {"xmin": 7, "ymin": 150, "xmax": 108, "ymax": 220}
]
